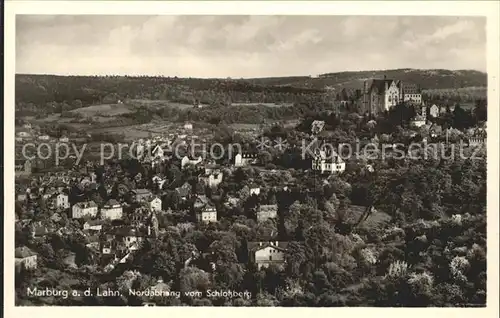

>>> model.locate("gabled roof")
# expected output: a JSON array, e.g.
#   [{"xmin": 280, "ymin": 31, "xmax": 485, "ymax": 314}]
[
  {"xmin": 75, "ymin": 201, "xmax": 98, "ymax": 209},
  {"xmin": 195, "ymin": 195, "xmax": 209, "ymax": 205},
  {"xmin": 247, "ymin": 241, "xmax": 289, "ymax": 253},
  {"xmin": 104, "ymin": 199, "xmax": 121, "ymax": 207},
  {"xmin": 15, "ymin": 246, "xmax": 37, "ymax": 258},
  {"xmin": 370, "ymin": 79, "xmax": 395, "ymax": 94},
  {"xmin": 85, "ymin": 219, "xmax": 104, "ymax": 227}
]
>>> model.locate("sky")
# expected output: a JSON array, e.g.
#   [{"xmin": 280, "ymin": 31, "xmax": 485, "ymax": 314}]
[{"xmin": 16, "ymin": 15, "xmax": 486, "ymax": 78}]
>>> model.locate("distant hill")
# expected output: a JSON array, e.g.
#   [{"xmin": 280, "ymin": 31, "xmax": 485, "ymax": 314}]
[
  {"xmin": 242, "ymin": 69, "xmax": 487, "ymax": 91},
  {"xmin": 15, "ymin": 68, "xmax": 486, "ymax": 116}
]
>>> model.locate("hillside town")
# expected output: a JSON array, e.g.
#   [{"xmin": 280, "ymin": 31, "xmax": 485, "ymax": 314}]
[
  {"xmin": 10, "ymin": 11, "xmax": 492, "ymax": 309},
  {"xmin": 14, "ymin": 71, "xmax": 488, "ymax": 307}
]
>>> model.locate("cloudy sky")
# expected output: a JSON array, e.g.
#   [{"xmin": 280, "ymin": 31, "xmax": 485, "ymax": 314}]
[{"xmin": 16, "ymin": 15, "xmax": 486, "ymax": 78}]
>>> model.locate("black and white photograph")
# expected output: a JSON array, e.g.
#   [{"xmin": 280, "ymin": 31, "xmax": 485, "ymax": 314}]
[{"xmin": 4, "ymin": 0, "xmax": 499, "ymax": 314}]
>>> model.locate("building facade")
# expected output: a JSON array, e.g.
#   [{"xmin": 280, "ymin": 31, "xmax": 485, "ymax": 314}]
[
  {"xmin": 358, "ymin": 77, "xmax": 422, "ymax": 115},
  {"xmin": 72, "ymin": 201, "xmax": 98, "ymax": 219},
  {"xmin": 311, "ymin": 150, "xmax": 346, "ymax": 174},
  {"xmin": 56, "ymin": 193, "xmax": 70, "ymax": 210},
  {"xmin": 101, "ymin": 199, "xmax": 123, "ymax": 220},
  {"xmin": 248, "ymin": 241, "xmax": 288, "ymax": 270},
  {"xmin": 148, "ymin": 197, "xmax": 162, "ymax": 212}
]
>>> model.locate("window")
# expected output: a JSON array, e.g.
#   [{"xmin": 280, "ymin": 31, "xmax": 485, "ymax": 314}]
[
  {"xmin": 388, "ymin": 96, "xmax": 392, "ymax": 102},
  {"xmin": 269, "ymin": 255, "xmax": 273, "ymax": 261}
]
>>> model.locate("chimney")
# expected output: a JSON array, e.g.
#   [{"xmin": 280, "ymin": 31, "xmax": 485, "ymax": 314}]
[{"xmin": 275, "ymin": 241, "xmax": 279, "ymax": 247}]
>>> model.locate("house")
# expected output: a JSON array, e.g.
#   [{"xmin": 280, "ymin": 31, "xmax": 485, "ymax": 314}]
[
  {"xmin": 429, "ymin": 104, "xmax": 440, "ymax": 118},
  {"xmin": 197, "ymin": 204, "xmax": 217, "ymax": 223},
  {"xmin": 72, "ymin": 201, "xmax": 98, "ymax": 219},
  {"xmin": 311, "ymin": 149, "xmax": 345, "ymax": 174},
  {"xmin": 183, "ymin": 122, "xmax": 193, "ymax": 130},
  {"xmin": 59, "ymin": 136, "xmax": 69, "ymax": 143},
  {"xmin": 148, "ymin": 197, "xmax": 162, "ymax": 212},
  {"xmin": 17, "ymin": 193, "xmax": 27, "ymax": 202},
  {"xmin": 56, "ymin": 193, "xmax": 70, "ymax": 209},
  {"xmin": 204, "ymin": 163, "xmax": 220, "ymax": 175},
  {"xmin": 151, "ymin": 144, "xmax": 167, "ymax": 161},
  {"xmin": 38, "ymin": 135, "xmax": 50, "ymax": 141},
  {"xmin": 234, "ymin": 153, "xmax": 258, "ymax": 167},
  {"xmin": 199, "ymin": 170, "xmax": 223, "ymax": 188},
  {"xmin": 83, "ymin": 219, "xmax": 104, "ymax": 231},
  {"xmin": 15, "ymin": 159, "xmax": 32, "ymax": 177},
  {"xmin": 181, "ymin": 155, "xmax": 203, "ymax": 170},
  {"xmin": 194, "ymin": 195, "xmax": 210, "ymax": 210},
  {"xmin": 248, "ymin": 241, "xmax": 288, "ymax": 270},
  {"xmin": 101, "ymin": 199, "xmax": 123, "ymax": 220},
  {"xmin": 175, "ymin": 182, "xmax": 192, "ymax": 200},
  {"xmin": 114, "ymin": 227, "xmax": 147, "ymax": 250},
  {"xmin": 257, "ymin": 204, "xmax": 278, "ymax": 223},
  {"xmin": 152, "ymin": 175, "xmax": 167, "ymax": 189},
  {"xmin": 15, "ymin": 246, "xmax": 38, "ymax": 271},
  {"xmin": 311, "ymin": 120, "xmax": 325, "ymax": 135},
  {"xmin": 399, "ymin": 82, "xmax": 422, "ymax": 105},
  {"xmin": 193, "ymin": 195, "xmax": 217, "ymax": 223},
  {"xmin": 357, "ymin": 78, "xmax": 422, "ymax": 115},
  {"xmin": 132, "ymin": 189, "xmax": 152, "ymax": 202},
  {"xmin": 250, "ymin": 186, "xmax": 261, "ymax": 196},
  {"xmin": 468, "ymin": 135, "xmax": 486, "ymax": 147}
]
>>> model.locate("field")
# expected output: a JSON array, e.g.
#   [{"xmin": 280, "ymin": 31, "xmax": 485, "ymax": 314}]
[
  {"xmin": 231, "ymin": 102, "xmax": 293, "ymax": 108},
  {"xmin": 69, "ymin": 103, "xmax": 135, "ymax": 116},
  {"xmin": 128, "ymin": 99, "xmax": 195, "ymax": 109}
]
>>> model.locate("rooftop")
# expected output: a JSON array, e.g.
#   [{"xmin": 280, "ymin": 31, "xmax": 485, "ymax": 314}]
[{"xmin": 15, "ymin": 246, "xmax": 37, "ymax": 258}]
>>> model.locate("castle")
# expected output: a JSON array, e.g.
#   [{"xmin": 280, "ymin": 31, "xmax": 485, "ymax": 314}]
[{"xmin": 356, "ymin": 76, "xmax": 422, "ymax": 116}]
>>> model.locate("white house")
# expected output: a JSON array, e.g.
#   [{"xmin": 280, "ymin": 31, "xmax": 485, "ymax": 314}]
[
  {"xmin": 152, "ymin": 144, "xmax": 165, "ymax": 160},
  {"xmin": 100, "ymin": 199, "xmax": 123, "ymax": 220},
  {"xmin": 152, "ymin": 175, "xmax": 167, "ymax": 189},
  {"xmin": 56, "ymin": 193, "xmax": 70, "ymax": 210},
  {"xmin": 15, "ymin": 246, "xmax": 38, "ymax": 271},
  {"xmin": 311, "ymin": 149, "xmax": 346, "ymax": 174},
  {"xmin": 197, "ymin": 205, "xmax": 217, "ymax": 223},
  {"xmin": 59, "ymin": 136, "xmax": 69, "ymax": 143},
  {"xmin": 83, "ymin": 219, "xmax": 104, "ymax": 231},
  {"xmin": 183, "ymin": 122, "xmax": 193, "ymax": 130},
  {"xmin": 72, "ymin": 201, "xmax": 98, "ymax": 219},
  {"xmin": 148, "ymin": 197, "xmax": 162, "ymax": 212},
  {"xmin": 429, "ymin": 104, "xmax": 440, "ymax": 118},
  {"xmin": 250, "ymin": 186, "xmax": 261, "ymax": 196},
  {"xmin": 234, "ymin": 153, "xmax": 258, "ymax": 167},
  {"xmin": 181, "ymin": 155, "xmax": 203, "ymax": 170},
  {"xmin": 248, "ymin": 241, "xmax": 288, "ymax": 270},
  {"xmin": 38, "ymin": 135, "xmax": 50, "ymax": 141}
]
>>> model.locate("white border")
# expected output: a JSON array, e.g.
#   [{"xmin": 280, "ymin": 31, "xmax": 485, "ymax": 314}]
[{"xmin": 4, "ymin": 1, "xmax": 500, "ymax": 318}]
